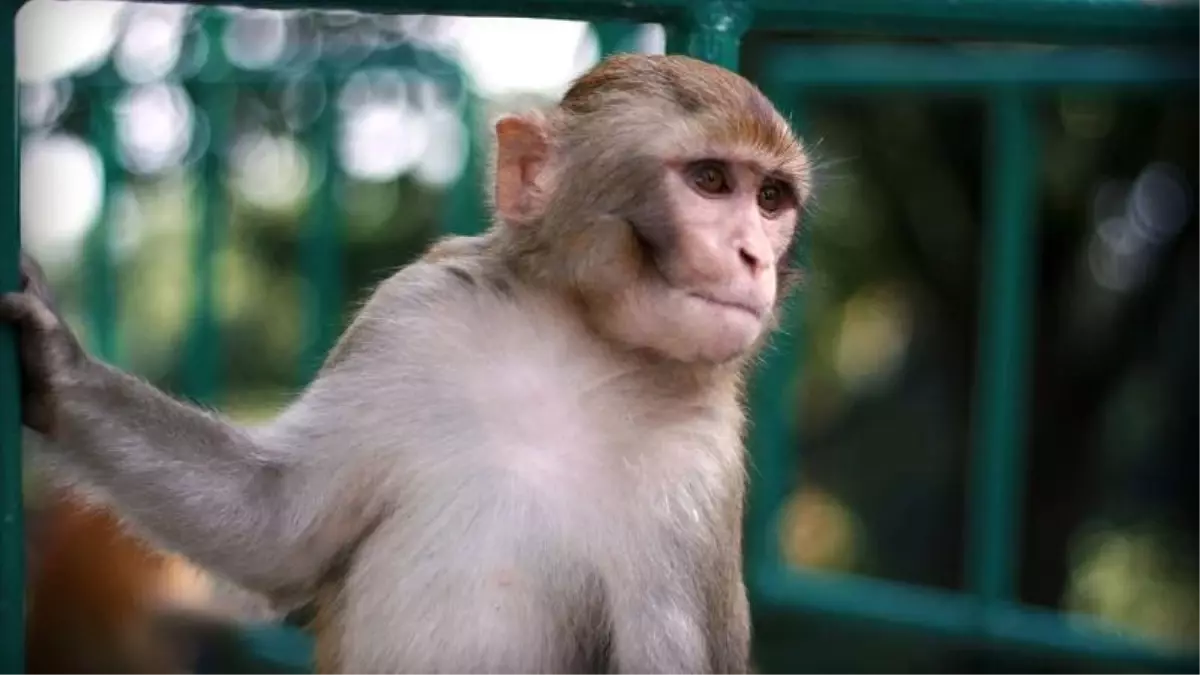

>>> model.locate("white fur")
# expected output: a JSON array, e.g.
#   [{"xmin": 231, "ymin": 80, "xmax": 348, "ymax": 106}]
[{"xmin": 236, "ymin": 264, "xmax": 746, "ymax": 671}]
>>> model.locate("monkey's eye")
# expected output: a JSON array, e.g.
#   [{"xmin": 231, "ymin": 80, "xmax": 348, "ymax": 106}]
[
  {"xmin": 688, "ymin": 161, "xmax": 731, "ymax": 195},
  {"xmin": 758, "ymin": 180, "xmax": 790, "ymax": 215}
]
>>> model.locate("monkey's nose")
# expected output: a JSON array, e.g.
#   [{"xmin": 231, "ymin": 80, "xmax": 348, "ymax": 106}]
[{"xmin": 737, "ymin": 245, "xmax": 766, "ymax": 275}]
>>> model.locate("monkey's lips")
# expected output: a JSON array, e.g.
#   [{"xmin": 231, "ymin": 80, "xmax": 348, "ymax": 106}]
[{"xmin": 687, "ymin": 291, "xmax": 766, "ymax": 320}]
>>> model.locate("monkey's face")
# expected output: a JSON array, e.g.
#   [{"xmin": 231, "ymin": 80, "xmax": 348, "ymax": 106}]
[
  {"xmin": 557, "ymin": 121, "xmax": 807, "ymax": 365},
  {"xmin": 492, "ymin": 54, "xmax": 810, "ymax": 364},
  {"xmin": 583, "ymin": 151, "xmax": 799, "ymax": 364}
]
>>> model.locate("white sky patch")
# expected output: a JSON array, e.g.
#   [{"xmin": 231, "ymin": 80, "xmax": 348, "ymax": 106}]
[
  {"xmin": 438, "ymin": 17, "xmax": 597, "ymax": 97},
  {"xmin": 20, "ymin": 134, "xmax": 104, "ymax": 262},
  {"xmin": 17, "ymin": 0, "xmax": 126, "ymax": 83}
]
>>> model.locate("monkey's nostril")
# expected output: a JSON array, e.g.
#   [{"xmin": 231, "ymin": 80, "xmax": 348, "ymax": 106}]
[{"xmin": 738, "ymin": 247, "xmax": 762, "ymax": 272}]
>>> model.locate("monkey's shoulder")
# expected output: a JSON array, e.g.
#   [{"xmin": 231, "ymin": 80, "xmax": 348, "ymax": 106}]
[
  {"xmin": 368, "ymin": 246, "xmax": 516, "ymax": 312},
  {"xmin": 318, "ymin": 256, "xmax": 534, "ymax": 381},
  {"xmin": 423, "ymin": 234, "xmax": 488, "ymax": 263}
]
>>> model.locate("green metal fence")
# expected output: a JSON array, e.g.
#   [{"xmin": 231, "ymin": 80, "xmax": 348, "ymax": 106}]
[
  {"xmin": 1, "ymin": 0, "xmax": 1197, "ymax": 673},
  {"xmin": 65, "ymin": 11, "xmax": 497, "ymax": 393}
]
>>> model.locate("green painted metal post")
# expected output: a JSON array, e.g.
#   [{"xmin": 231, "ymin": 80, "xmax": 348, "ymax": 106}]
[
  {"xmin": 300, "ymin": 75, "xmax": 342, "ymax": 385},
  {"xmin": 663, "ymin": 24, "xmax": 687, "ymax": 58},
  {"xmin": 677, "ymin": 0, "xmax": 751, "ymax": 70},
  {"xmin": 443, "ymin": 87, "xmax": 488, "ymax": 237},
  {"xmin": 0, "ymin": 3, "xmax": 21, "ymax": 671},
  {"xmin": 967, "ymin": 86, "xmax": 1037, "ymax": 604},
  {"xmin": 665, "ymin": 0, "xmax": 805, "ymax": 636},
  {"xmin": 743, "ymin": 83, "xmax": 811, "ymax": 582},
  {"xmin": 184, "ymin": 11, "xmax": 231, "ymax": 405},
  {"xmin": 597, "ymin": 22, "xmax": 626, "ymax": 51},
  {"xmin": 85, "ymin": 74, "xmax": 121, "ymax": 365}
]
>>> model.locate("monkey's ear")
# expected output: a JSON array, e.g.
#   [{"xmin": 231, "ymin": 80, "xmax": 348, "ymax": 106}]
[{"xmin": 493, "ymin": 114, "xmax": 550, "ymax": 225}]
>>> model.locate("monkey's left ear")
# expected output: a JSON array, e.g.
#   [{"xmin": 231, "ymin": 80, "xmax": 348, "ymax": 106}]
[{"xmin": 493, "ymin": 114, "xmax": 551, "ymax": 226}]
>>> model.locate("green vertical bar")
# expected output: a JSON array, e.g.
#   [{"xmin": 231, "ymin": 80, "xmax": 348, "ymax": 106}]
[
  {"xmin": 0, "ymin": 3, "xmax": 21, "ymax": 669},
  {"xmin": 663, "ymin": 24, "xmax": 689, "ymax": 56},
  {"xmin": 677, "ymin": 0, "xmax": 751, "ymax": 70},
  {"xmin": 671, "ymin": 0, "xmax": 766, "ymax": 589},
  {"xmin": 299, "ymin": 74, "xmax": 341, "ymax": 384},
  {"xmin": 592, "ymin": 21, "xmax": 639, "ymax": 56},
  {"xmin": 184, "ymin": 11, "xmax": 230, "ymax": 405},
  {"xmin": 85, "ymin": 75, "xmax": 120, "ymax": 365},
  {"xmin": 967, "ymin": 86, "xmax": 1037, "ymax": 603},
  {"xmin": 443, "ymin": 86, "xmax": 487, "ymax": 237},
  {"xmin": 743, "ymin": 87, "xmax": 810, "ymax": 579}
]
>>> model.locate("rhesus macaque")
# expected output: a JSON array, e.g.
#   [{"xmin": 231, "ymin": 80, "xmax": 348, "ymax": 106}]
[{"xmin": 1, "ymin": 53, "xmax": 810, "ymax": 673}]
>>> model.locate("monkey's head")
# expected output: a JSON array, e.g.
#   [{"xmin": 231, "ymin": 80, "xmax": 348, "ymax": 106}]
[{"xmin": 493, "ymin": 53, "xmax": 810, "ymax": 365}]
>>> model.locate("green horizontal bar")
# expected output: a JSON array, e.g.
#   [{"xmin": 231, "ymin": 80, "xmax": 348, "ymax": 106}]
[
  {"xmin": 747, "ymin": 0, "xmax": 1196, "ymax": 44},
  {"xmin": 750, "ymin": 564, "xmax": 1200, "ymax": 673},
  {"xmin": 757, "ymin": 45, "xmax": 1197, "ymax": 90},
  {"xmin": 89, "ymin": 0, "xmax": 1196, "ymax": 44},
  {"xmin": 103, "ymin": 0, "xmax": 681, "ymax": 23}
]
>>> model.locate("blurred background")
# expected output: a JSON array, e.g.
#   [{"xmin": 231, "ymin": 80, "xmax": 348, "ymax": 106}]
[{"xmin": 14, "ymin": 0, "xmax": 1198, "ymax": 672}]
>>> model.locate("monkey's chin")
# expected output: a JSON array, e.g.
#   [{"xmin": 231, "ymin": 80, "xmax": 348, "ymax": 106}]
[
  {"xmin": 660, "ymin": 293, "xmax": 766, "ymax": 364},
  {"xmin": 690, "ymin": 312, "xmax": 764, "ymax": 363},
  {"xmin": 689, "ymin": 333, "xmax": 759, "ymax": 364}
]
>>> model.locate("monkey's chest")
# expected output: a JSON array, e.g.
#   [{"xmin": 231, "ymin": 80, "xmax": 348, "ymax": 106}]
[
  {"xmin": 432, "ymin": 341, "xmax": 737, "ymax": 545},
  {"xmin": 463, "ymin": 389, "xmax": 729, "ymax": 551}
]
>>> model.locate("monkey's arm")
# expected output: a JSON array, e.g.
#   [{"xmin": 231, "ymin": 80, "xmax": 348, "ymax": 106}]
[
  {"xmin": 48, "ymin": 362, "xmax": 291, "ymax": 571},
  {"xmin": 2, "ymin": 255, "xmax": 370, "ymax": 608},
  {"xmin": 35, "ymin": 361, "xmax": 352, "ymax": 606}
]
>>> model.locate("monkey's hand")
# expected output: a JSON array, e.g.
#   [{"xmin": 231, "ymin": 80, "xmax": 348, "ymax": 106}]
[{"xmin": 0, "ymin": 253, "xmax": 91, "ymax": 437}]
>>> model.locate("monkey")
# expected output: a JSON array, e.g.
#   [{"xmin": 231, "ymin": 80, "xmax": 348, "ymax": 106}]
[{"xmin": 1, "ymin": 52, "xmax": 811, "ymax": 674}]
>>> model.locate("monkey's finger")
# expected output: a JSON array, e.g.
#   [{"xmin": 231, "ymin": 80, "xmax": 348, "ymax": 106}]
[
  {"xmin": 20, "ymin": 254, "xmax": 58, "ymax": 305},
  {"xmin": 20, "ymin": 252, "xmax": 47, "ymax": 283},
  {"xmin": 19, "ymin": 254, "xmax": 35, "ymax": 290},
  {"xmin": 0, "ymin": 292, "xmax": 61, "ymax": 333}
]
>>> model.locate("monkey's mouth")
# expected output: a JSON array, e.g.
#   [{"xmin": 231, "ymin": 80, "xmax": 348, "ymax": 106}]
[
  {"xmin": 687, "ymin": 292, "xmax": 764, "ymax": 319},
  {"xmin": 625, "ymin": 216, "xmax": 767, "ymax": 321}
]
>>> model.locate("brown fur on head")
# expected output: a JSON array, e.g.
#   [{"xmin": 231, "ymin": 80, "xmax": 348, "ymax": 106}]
[{"xmin": 489, "ymin": 53, "xmax": 810, "ymax": 365}]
